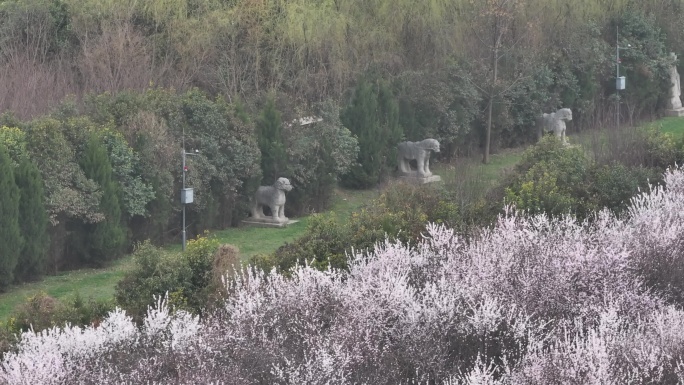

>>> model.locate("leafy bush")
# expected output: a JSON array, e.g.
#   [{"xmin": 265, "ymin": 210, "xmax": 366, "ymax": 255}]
[
  {"xmin": 1, "ymin": 291, "xmax": 114, "ymax": 350},
  {"xmin": 504, "ymin": 136, "xmax": 592, "ymax": 217},
  {"xmin": 340, "ymin": 76, "xmax": 402, "ymax": 188},
  {"xmin": 284, "ymin": 100, "xmax": 359, "ymax": 214},
  {"xmin": 0, "ymin": 143, "xmax": 22, "ymax": 289},
  {"xmin": 589, "ymin": 163, "xmax": 656, "ymax": 214},
  {"xmin": 259, "ymin": 182, "xmax": 459, "ymax": 272},
  {"xmin": 115, "ymin": 241, "xmax": 192, "ymax": 321},
  {"xmin": 115, "ymin": 235, "xmax": 221, "ymax": 321},
  {"xmin": 504, "ymin": 136, "xmax": 658, "ymax": 219}
]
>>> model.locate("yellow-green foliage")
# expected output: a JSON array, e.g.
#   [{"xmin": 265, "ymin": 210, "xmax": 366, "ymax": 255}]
[
  {"xmin": 505, "ymin": 166, "xmax": 578, "ymax": 216},
  {"xmin": 0, "ymin": 126, "xmax": 27, "ymax": 164},
  {"xmin": 115, "ymin": 234, "xmax": 221, "ymax": 320}
]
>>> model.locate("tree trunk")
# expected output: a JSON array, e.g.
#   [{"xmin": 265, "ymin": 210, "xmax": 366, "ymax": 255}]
[
  {"xmin": 483, "ymin": 43, "xmax": 499, "ymax": 164},
  {"xmin": 484, "ymin": 96, "xmax": 493, "ymax": 164}
]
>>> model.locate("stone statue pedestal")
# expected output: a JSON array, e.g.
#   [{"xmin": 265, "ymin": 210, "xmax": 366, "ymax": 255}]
[
  {"xmin": 241, "ymin": 218, "xmax": 300, "ymax": 228},
  {"xmin": 665, "ymin": 53, "xmax": 683, "ymax": 117},
  {"xmin": 665, "ymin": 108, "xmax": 684, "ymax": 117},
  {"xmin": 398, "ymin": 174, "xmax": 442, "ymax": 185}
]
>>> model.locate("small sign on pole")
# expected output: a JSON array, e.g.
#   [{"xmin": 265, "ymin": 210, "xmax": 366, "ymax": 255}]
[
  {"xmin": 181, "ymin": 188, "xmax": 194, "ymax": 204},
  {"xmin": 616, "ymin": 76, "xmax": 626, "ymax": 90}
]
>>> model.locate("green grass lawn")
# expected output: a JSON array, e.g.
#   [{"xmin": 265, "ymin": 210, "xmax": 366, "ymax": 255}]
[
  {"xmin": 0, "ymin": 257, "xmax": 135, "ymax": 321},
  {"xmin": 646, "ymin": 116, "xmax": 684, "ymax": 138},
  {"xmin": 211, "ymin": 218, "xmax": 309, "ymax": 262}
]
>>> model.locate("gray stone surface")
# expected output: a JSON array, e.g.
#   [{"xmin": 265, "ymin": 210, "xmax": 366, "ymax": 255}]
[
  {"xmin": 241, "ymin": 218, "xmax": 299, "ymax": 228},
  {"xmin": 249, "ymin": 177, "xmax": 293, "ymax": 223},
  {"xmin": 397, "ymin": 139, "xmax": 440, "ymax": 178},
  {"xmin": 537, "ymin": 108, "xmax": 572, "ymax": 144},
  {"xmin": 667, "ymin": 53, "xmax": 684, "ymax": 115},
  {"xmin": 398, "ymin": 175, "xmax": 442, "ymax": 184}
]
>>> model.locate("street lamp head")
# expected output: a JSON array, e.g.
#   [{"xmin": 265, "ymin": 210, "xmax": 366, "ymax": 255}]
[{"xmin": 194, "ymin": 149, "xmax": 199, "ymax": 153}]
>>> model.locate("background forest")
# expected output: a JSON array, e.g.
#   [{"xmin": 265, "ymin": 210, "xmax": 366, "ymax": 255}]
[{"xmin": 1, "ymin": 0, "xmax": 684, "ymax": 287}]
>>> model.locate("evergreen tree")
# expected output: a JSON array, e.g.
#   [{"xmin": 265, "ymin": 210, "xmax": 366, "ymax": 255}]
[
  {"xmin": 257, "ymin": 97, "xmax": 286, "ymax": 185},
  {"xmin": 340, "ymin": 77, "xmax": 402, "ymax": 188},
  {"xmin": 80, "ymin": 134, "xmax": 126, "ymax": 264},
  {"xmin": 0, "ymin": 144, "xmax": 22, "ymax": 289},
  {"xmin": 14, "ymin": 156, "xmax": 50, "ymax": 281}
]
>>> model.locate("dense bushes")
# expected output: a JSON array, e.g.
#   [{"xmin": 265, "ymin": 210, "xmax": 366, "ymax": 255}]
[
  {"xmin": 340, "ymin": 77, "xmax": 402, "ymax": 188},
  {"xmin": 4, "ymin": 167, "xmax": 684, "ymax": 383},
  {"xmin": 0, "ymin": 144, "xmax": 22, "ymax": 289},
  {"xmin": 283, "ymin": 100, "xmax": 359, "ymax": 214},
  {"xmin": 252, "ymin": 182, "xmax": 459, "ymax": 272},
  {"xmin": 115, "ymin": 234, "xmax": 235, "ymax": 321},
  {"xmin": 503, "ymin": 136, "xmax": 658, "ymax": 219}
]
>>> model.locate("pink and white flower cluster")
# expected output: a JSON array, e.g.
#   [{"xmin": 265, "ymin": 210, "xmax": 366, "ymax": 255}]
[{"xmin": 3, "ymin": 167, "xmax": 684, "ymax": 384}]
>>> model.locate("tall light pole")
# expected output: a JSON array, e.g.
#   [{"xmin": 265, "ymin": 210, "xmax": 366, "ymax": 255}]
[
  {"xmin": 181, "ymin": 128, "xmax": 198, "ymax": 251},
  {"xmin": 616, "ymin": 26, "xmax": 630, "ymax": 130}
]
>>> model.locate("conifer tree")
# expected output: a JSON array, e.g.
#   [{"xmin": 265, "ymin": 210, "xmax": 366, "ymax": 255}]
[
  {"xmin": 80, "ymin": 134, "xmax": 125, "ymax": 263},
  {"xmin": 14, "ymin": 156, "xmax": 49, "ymax": 281},
  {"xmin": 0, "ymin": 144, "xmax": 22, "ymax": 289},
  {"xmin": 340, "ymin": 77, "xmax": 402, "ymax": 188},
  {"xmin": 257, "ymin": 97, "xmax": 286, "ymax": 185}
]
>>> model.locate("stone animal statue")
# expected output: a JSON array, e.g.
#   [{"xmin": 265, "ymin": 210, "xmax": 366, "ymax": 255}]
[
  {"xmin": 251, "ymin": 177, "xmax": 293, "ymax": 222},
  {"xmin": 536, "ymin": 108, "xmax": 572, "ymax": 144},
  {"xmin": 397, "ymin": 139, "xmax": 440, "ymax": 177},
  {"xmin": 668, "ymin": 52, "xmax": 682, "ymax": 110}
]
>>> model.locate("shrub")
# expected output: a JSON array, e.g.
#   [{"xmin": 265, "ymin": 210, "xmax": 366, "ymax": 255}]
[
  {"xmin": 589, "ymin": 163, "xmax": 656, "ymax": 214},
  {"xmin": 4, "ymin": 292, "xmax": 113, "ymax": 337},
  {"xmin": 504, "ymin": 136, "xmax": 592, "ymax": 218},
  {"xmin": 115, "ymin": 241, "xmax": 191, "ymax": 321},
  {"xmin": 261, "ymin": 182, "xmax": 460, "ymax": 273},
  {"xmin": 503, "ymin": 136, "xmax": 658, "ymax": 219},
  {"xmin": 78, "ymin": 133, "xmax": 126, "ymax": 264},
  {"xmin": 181, "ymin": 234, "xmax": 220, "ymax": 313},
  {"xmin": 256, "ymin": 96, "xmax": 286, "ymax": 185},
  {"xmin": 115, "ymin": 235, "xmax": 221, "ymax": 321},
  {"xmin": 340, "ymin": 76, "xmax": 402, "ymax": 188},
  {"xmin": 210, "ymin": 244, "xmax": 241, "ymax": 299},
  {"xmin": 0, "ymin": 143, "xmax": 22, "ymax": 289},
  {"xmin": 284, "ymin": 100, "xmax": 359, "ymax": 214},
  {"xmin": 14, "ymin": 156, "xmax": 50, "ymax": 281}
]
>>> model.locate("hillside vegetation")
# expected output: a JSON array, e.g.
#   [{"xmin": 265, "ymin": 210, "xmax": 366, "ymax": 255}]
[{"xmin": 2, "ymin": 0, "xmax": 684, "ymax": 370}]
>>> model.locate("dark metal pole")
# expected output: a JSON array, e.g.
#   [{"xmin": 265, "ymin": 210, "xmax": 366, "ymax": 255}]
[
  {"xmin": 617, "ymin": 26, "xmax": 620, "ymax": 130},
  {"xmin": 182, "ymin": 129, "xmax": 187, "ymax": 251}
]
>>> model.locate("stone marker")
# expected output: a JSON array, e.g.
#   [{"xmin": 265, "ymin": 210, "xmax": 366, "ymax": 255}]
[
  {"xmin": 536, "ymin": 108, "xmax": 572, "ymax": 144},
  {"xmin": 396, "ymin": 139, "xmax": 441, "ymax": 184},
  {"xmin": 242, "ymin": 177, "xmax": 298, "ymax": 228},
  {"xmin": 666, "ymin": 52, "xmax": 684, "ymax": 117}
]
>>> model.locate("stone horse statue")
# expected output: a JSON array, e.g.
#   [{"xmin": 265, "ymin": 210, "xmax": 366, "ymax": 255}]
[
  {"xmin": 536, "ymin": 108, "xmax": 572, "ymax": 144},
  {"xmin": 397, "ymin": 139, "xmax": 440, "ymax": 178},
  {"xmin": 251, "ymin": 177, "xmax": 293, "ymax": 223}
]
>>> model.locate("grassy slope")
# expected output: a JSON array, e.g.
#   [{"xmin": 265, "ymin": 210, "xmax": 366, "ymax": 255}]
[{"xmin": 0, "ymin": 117, "xmax": 682, "ymax": 321}]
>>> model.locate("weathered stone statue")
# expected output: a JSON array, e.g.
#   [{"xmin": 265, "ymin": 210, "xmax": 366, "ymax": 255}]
[
  {"xmin": 536, "ymin": 108, "xmax": 572, "ymax": 144},
  {"xmin": 248, "ymin": 177, "xmax": 293, "ymax": 224},
  {"xmin": 396, "ymin": 139, "xmax": 441, "ymax": 183},
  {"xmin": 666, "ymin": 53, "xmax": 684, "ymax": 117}
]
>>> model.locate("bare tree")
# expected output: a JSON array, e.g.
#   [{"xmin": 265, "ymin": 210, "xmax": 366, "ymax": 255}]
[{"xmin": 459, "ymin": 0, "xmax": 539, "ymax": 163}]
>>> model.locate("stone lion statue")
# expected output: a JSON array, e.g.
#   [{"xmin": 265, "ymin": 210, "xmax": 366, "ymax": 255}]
[
  {"xmin": 251, "ymin": 177, "xmax": 293, "ymax": 222},
  {"xmin": 536, "ymin": 108, "xmax": 572, "ymax": 144},
  {"xmin": 397, "ymin": 139, "xmax": 440, "ymax": 178}
]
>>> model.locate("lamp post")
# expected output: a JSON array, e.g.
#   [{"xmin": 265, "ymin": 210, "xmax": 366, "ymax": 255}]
[
  {"xmin": 181, "ymin": 129, "xmax": 198, "ymax": 251},
  {"xmin": 616, "ymin": 26, "xmax": 631, "ymax": 130}
]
